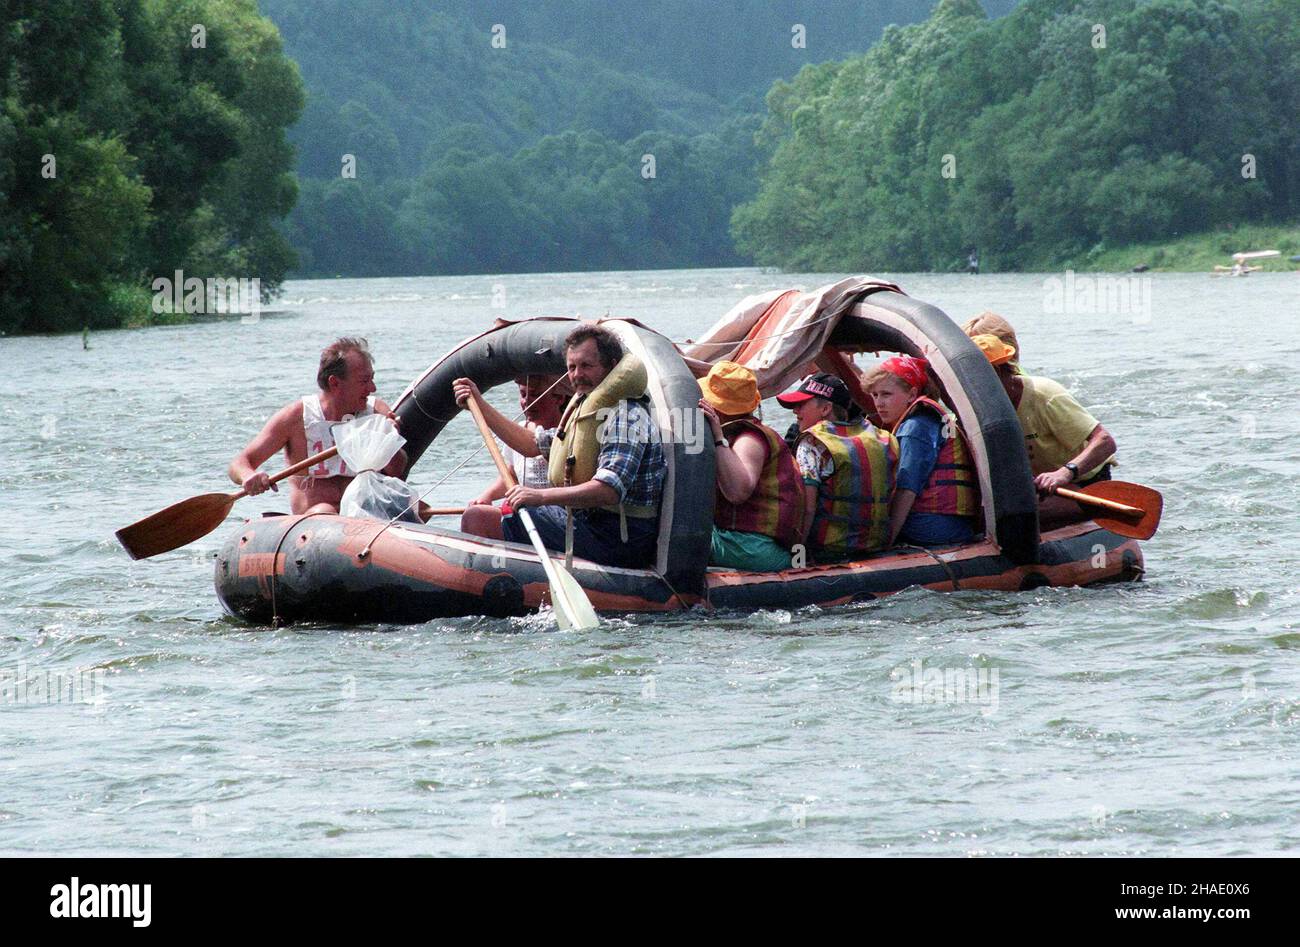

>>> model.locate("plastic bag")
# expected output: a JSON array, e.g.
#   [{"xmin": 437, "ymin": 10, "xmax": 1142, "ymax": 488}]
[{"xmin": 335, "ymin": 414, "xmax": 422, "ymax": 522}]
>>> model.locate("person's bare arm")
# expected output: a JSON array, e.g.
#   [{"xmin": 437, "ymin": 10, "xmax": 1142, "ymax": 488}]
[
  {"xmin": 717, "ymin": 429, "xmax": 765, "ymax": 505},
  {"xmin": 452, "ymin": 378, "xmax": 540, "ymax": 458},
  {"xmin": 1035, "ymin": 424, "xmax": 1117, "ymax": 493},
  {"xmin": 228, "ymin": 401, "xmax": 299, "ymax": 494},
  {"xmin": 473, "ymin": 474, "xmax": 508, "ymax": 505}
]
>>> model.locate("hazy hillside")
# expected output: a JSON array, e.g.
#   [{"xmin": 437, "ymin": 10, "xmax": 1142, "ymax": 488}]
[{"xmin": 256, "ymin": 0, "xmax": 1020, "ymax": 276}]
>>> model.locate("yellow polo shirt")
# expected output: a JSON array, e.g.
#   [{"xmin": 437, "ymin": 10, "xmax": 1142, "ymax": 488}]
[{"xmin": 1016, "ymin": 375, "xmax": 1116, "ymax": 479}]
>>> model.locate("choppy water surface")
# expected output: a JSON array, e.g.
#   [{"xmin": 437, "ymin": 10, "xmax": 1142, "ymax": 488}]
[{"xmin": 2, "ymin": 268, "xmax": 1298, "ymax": 856}]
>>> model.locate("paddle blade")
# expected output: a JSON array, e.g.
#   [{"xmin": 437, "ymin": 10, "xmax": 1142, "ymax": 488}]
[
  {"xmin": 514, "ymin": 502, "xmax": 600, "ymax": 631},
  {"xmin": 1078, "ymin": 480, "xmax": 1162, "ymax": 540},
  {"xmin": 115, "ymin": 492, "xmax": 238, "ymax": 560},
  {"xmin": 548, "ymin": 561, "xmax": 601, "ymax": 631}
]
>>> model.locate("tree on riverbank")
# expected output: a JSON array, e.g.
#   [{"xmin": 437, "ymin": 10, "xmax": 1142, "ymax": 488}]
[
  {"xmin": 732, "ymin": 0, "xmax": 1300, "ymax": 272},
  {"xmin": 0, "ymin": 0, "xmax": 303, "ymax": 334}
]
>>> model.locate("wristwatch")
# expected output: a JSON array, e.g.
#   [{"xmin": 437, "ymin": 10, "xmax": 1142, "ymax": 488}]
[
  {"xmin": 715, "ymin": 437, "xmax": 729, "ymax": 449},
  {"xmin": 1064, "ymin": 462, "xmax": 1080, "ymax": 481}
]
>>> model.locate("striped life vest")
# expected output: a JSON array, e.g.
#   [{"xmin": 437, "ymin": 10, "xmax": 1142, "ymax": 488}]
[
  {"xmin": 893, "ymin": 396, "xmax": 980, "ymax": 517},
  {"xmin": 716, "ymin": 418, "xmax": 802, "ymax": 549},
  {"xmin": 803, "ymin": 419, "xmax": 898, "ymax": 559}
]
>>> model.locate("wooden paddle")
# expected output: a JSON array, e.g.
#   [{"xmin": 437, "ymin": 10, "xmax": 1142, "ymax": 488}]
[
  {"xmin": 115, "ymin": 446, "xmax": 339, "ymax": 560},
  {"xmin": 465, "ymin": 398, "xmax": 599, "ymax": 631},
  {"xmin": 1055, "ymin": 480, "xmax": 1162, "ymax": 540},
  {"xmin": 421, "ymin": 506, "xmax": 466, "ymax": 517}
]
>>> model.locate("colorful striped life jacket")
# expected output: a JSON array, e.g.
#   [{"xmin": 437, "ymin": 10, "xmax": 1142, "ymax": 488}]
[
  {"xmin": 892, "ymin": 397, "xmax": 980, "ymax": 518},
  {"xmin": 803, "ymin": 419, "xmax": 898, "ymax": 559},
  {"xmin": 716, "ymin": 418, "xmax": 802, "ymax": 549}
]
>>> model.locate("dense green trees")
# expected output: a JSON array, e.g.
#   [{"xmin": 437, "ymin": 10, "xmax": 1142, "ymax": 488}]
[
  {"xmin": 733, "ymin": 0, "xmax": 1299, "ymax": 272},
  {"xmin": 1, "ymin": 0, "xmax": 303, "ymax": 333},
  {"xmin": 262, "ymin": 0, "xmax": 981, "ymax": 278},
  {"xmin": 283, "ymin": 117, "xmax": 766, "ymax": 276}
]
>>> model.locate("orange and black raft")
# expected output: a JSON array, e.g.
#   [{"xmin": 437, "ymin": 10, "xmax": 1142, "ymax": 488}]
[{"xmin": 215, "ymin": 293, "xmax": 1145, "ymax": 625}]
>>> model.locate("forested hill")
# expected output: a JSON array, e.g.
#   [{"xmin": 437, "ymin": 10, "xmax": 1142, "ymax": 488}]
[
  {"xmin": 259, "ymin": 0, "xmax": 1016, "ymax": 277},
  {"xmin": 260, "ymin": 0, "xmax": 1019, "ymax": 178},
  {"xmin": 733, "ymin": 0, "xmax": 1300, "ymax": 272},
  {"xmin": 419, "ymin": 0, "xmax": 1020, "ymax": 101}
]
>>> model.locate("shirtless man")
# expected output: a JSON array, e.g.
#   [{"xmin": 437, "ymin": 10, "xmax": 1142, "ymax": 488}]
[{"xmin": 228, "ymin": 337, "xmax": 404, "ymax": 514}]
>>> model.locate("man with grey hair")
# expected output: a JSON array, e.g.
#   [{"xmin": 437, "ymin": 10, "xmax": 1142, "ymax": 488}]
[{"xmin": 228, "ymin": 337, "xmax": 405, "ymax": 514}]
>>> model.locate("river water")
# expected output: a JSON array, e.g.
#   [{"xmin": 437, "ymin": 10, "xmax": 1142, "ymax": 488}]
[{"xmin": 2, "ymin": 268, "xmax": 1297, "ymax": 856}]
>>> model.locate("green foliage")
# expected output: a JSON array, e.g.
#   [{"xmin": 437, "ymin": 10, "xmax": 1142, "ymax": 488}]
[
  {"xmin": 288, "ymin": 115, "xmax": 768, "ymax": 277},
  {"xmin": 733, "ymin": 0, "xmax": 1300, "ymax": 272},
  {"xmin": 1, "ymin": 0, "xmax": 303, "ymax": 333},
  {"xmin": 260, "ymin": 0, "xmax": 1004, "ymax": 276}
]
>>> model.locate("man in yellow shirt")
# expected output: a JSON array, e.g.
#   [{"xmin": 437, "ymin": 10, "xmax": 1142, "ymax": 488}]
[{"xmin": 971, "ymin": 335, "xmax": 1118, "ymax": 529}]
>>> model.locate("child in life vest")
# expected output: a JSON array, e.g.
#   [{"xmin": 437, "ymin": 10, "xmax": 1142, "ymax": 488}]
[{"xmin": 863, "ymin": 356, "xmax": 980, "ymax": 547}]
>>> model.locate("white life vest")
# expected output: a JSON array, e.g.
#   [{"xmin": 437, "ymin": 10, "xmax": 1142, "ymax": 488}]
[{"xmin": 301, "ymin": 393, "xmax": 375, "ymax": 479}]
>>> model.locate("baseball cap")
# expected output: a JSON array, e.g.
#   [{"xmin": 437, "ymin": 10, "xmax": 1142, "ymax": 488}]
[{"xmin": 776, "ymin": 372, "xmax": 853, "ymax": 411}]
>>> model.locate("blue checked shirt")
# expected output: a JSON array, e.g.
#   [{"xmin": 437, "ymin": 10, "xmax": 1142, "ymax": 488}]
[{"xmin": 536, "ymin": 399, "xmax": 665, "ymax": 510}]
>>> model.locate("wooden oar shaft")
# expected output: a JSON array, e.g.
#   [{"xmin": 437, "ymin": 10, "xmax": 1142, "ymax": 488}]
[
  {"xmin": 466, "ymin": 399, "xmax": 518, "ymax": 489},
  {"xmin": 1056, "ymin": 486, "xmax": 1141, "ymax": 516},
  {"xmin": 234, "ymin": 445, "xmax": 339, "ymax": 497}
]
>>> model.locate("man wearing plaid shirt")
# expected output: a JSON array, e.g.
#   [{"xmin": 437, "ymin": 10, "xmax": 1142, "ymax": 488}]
[{"xmin": 454, "ymin": 326, "xmax": 665, "ymax": 568}]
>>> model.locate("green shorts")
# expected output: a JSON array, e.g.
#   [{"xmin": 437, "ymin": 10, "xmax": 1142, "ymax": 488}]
[{"xmin": 710, "ymin": 527, "xmax": 793, "ymax": 572}]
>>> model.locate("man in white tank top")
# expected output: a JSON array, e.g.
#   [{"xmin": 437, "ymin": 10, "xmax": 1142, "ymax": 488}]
[{"xmin": 228, "ymin": 337, "xmax": 405, "ymax": 514}]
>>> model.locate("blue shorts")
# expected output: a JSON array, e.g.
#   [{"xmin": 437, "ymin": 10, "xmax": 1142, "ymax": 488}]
[{"xmin": 502, "ymin": 505, "xmax": 659, "ymax": 569}]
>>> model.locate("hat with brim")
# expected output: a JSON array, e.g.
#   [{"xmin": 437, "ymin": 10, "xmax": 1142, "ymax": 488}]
[
  {"xmin": 776, "ymin": 372, "xmax": 852, "ymax": 410},
  {"xmin": 971, "ymin": 334, "xmax": 1016, "ymax": 366},
  {"xmin": 699, "ymin": 361, "xmax": 761, "ymax": 415}
]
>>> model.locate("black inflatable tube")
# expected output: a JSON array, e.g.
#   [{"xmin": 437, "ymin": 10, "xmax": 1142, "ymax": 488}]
[{"xmin": 390, "ymin": 318, "xmax": 714, "ymax": 595}]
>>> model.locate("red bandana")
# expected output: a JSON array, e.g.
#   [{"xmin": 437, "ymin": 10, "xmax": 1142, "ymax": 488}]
[{"xmin": 880, "ymin": 356, "xmax": 930, "ymax": 392}]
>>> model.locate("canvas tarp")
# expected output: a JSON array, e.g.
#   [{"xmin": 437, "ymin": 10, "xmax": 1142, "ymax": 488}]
[{"xmin": 680, "ymin": 276, "xmax": 902, "ymax": 398}]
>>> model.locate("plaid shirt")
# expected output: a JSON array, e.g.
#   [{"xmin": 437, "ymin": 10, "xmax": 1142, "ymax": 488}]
[{"xmin": 536, "ymin": 399, "xmax": 665, "ymax": 510}]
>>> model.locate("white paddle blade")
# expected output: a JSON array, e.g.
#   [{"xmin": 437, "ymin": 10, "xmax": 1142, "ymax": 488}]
[
  {"xmin": 517, "ymin": 508, "xmax": 600, "ymax": 630},
  {"xmin": 549, "ymin": 563, "xmax": 601, "ymax": 631}
]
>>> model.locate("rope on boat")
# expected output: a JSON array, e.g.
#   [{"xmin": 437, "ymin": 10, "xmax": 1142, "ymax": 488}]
[
  {"xmin": 897, "ymin": 543, "xmax": 962, "ymax": 591},
  {"xmin": 268, "ymin": 512, "xmax": 318, "ymax": 626}
]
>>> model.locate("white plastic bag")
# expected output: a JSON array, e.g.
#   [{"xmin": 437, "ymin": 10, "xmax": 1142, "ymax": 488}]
[{"xmin": 335, "ymin": 414, "xmax": 421, "ymax": 522}]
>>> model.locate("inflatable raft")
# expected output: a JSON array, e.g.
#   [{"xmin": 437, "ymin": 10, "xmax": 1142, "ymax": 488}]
[{"xmin": 215, "ymin": 289, "xmax": 1145, "ymax": 625}]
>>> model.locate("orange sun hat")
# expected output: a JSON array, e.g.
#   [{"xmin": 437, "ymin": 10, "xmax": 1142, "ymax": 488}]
[
  {"xmin": 699, "ymin": 361, "xmax": 761, "ymax": 415},
  {"xmin": 971, "ymin": 334, "xmax": 1017, "ymax": 366}
]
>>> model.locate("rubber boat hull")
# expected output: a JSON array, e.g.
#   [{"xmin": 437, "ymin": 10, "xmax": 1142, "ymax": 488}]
[
  {"xmin": 214, "ymin": 287, "xmax": 1148, "ymax": 625},
  {"xmin": 215, "ymin": 513, "xmax": 1143, "ymax": 625}
]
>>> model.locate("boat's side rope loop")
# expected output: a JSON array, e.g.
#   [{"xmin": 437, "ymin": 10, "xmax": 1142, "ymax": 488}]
[
  {"xmin": 897, "ymin": 543, "xmax": 962, "ymax": 591},
  {"xmin": 268, "ymin": 512, "xmax": 318, "ymax": 626}
]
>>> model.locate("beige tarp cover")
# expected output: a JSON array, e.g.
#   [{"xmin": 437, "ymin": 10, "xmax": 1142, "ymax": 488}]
[{"xmin": 681, "ymin": 276, "xmax": 902, "ymax": 397}]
